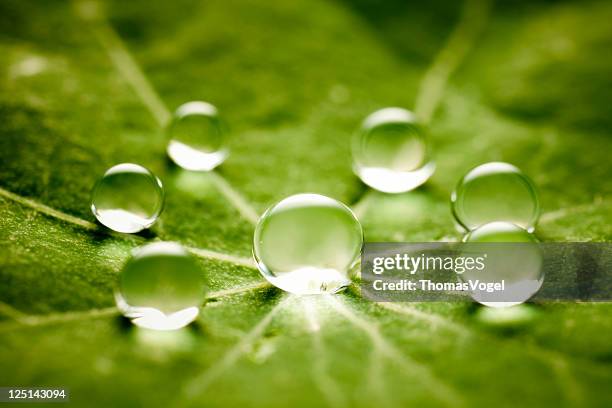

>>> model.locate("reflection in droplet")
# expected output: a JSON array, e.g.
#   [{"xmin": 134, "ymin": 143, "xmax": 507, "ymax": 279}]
[
  {"xmin": 451, "ymin": 162, "xmax": 540, "ymax": 232},
  {"xmin": 461, "ymin": 222, "xmax": 543, "ymax": 308},
  {"xmin": 167, "ymin": 101, "xmax": 228, "ymax": 171},
  {"xmin": 254, "ymin": 194, "xmax": 363, "ymax": 294},
  {"xmin": 91, "ymin": 163, "xmax": 164, "ymax": 233},
  {"xmin": 116, "ymin": 242, "xmax": 207, "ymax": 330},
  {"xmin": 352, "ymin": 107, "xmax": 435, "ymax": 193}
]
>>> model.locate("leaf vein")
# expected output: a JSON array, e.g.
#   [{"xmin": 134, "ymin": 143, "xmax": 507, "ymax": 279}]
[
  {"xmin": 75, "ymin": 1, "xmax": 260, "ymax": 225},
  {"xmin": 0, "ymin": 186, "xmax": 256, "ymax": 269},
  {"xmin": 182, "ymin": 296, "xmax": 288, "ymax": 398}
]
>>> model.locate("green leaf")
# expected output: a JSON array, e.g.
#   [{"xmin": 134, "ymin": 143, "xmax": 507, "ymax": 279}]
[{"xmin": 0, "ymin": 0, "xmax": 610, "ymax": 407}]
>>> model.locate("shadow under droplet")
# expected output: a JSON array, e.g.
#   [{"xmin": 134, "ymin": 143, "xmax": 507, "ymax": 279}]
[
  {"xmin": 88, "ymin": 219, "xmax": 157, "ymax": 242},
  {"xmin": 88, "ymin": 219, "xmax": 118, "ymax": 240},
  {"xmin": 348, "ymin": 178, "xmax": 370, "ymax": 206},
  {"xmin": 187, "ymin": 319, "xmax": 208, "ymax": 337},
  {"xmin": 115, "ymin": 314, "xmax": 134, "ymax": 333},
  {"xmin": 134, "ymin": 228, "xmax": 157, "ymax": 240},
  {"xmin": 255, "ymin": 285, "xmax": 284, "ymax": 304}
]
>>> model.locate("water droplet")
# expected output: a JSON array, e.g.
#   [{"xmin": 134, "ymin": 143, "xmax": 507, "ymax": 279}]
[
  {"xmin": 461, "ymin": 221, "xmax": 543, "ymax": 308},
  {"xmin": 91, "ymin": 163, "xmax": 164, "ymax": 233},
  {"xmin": 253, "ymin": 194, "xmax": 363, "ymax": 294},
  {"xmin": 116, "ymin": 242, "xmax": 206, "ymax": 330},
  {"xmin": 451, "ymin": 162, "xmax": 540, "ymax": 232},
  {"xmin": 167, "ymin": 101, "xmax": 228, "ymax": 171},
  {"xmin": 352, "ymin": 107, "xmax": 435, "ymax": 193}
]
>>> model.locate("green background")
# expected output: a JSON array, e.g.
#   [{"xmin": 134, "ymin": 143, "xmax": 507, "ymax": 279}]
[{"xmin": 0, "ymin": 0, "xmax": 611, "ymax": 406}]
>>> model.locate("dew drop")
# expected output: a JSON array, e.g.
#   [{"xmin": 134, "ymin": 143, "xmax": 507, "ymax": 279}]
[
  {"xmin": 451, "ymin": 162, "xmax": 540, "ymax": 232},
  {"xmin": 352, "ymin": 107, "xmax": 435, "ymax": 193},
  {"xmin": 116, "ymin": 242, "xmax": 206, "ymax": 330},
  {"xmin": 461, "ymin": 221, "xmax": 543, "ymax": 308},
  {"xmin": 167, "ymin": 101, "xmax": 228, "ymax": 171},
  {"xmin": 91, "ymin": 163, "xmax": 164, "ymax": 233},
  {"xmin": 253, "ymin": 194, "xmax": 363, "ymax": 294}
]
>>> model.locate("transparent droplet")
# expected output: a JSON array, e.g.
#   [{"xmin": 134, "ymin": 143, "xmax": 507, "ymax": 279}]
[
  {"xmin": 91, "ymin": 163, "xmax": 164, "ymax": 233},
  {"xmin": 253, "ymin": 194, "xmax": 363, "ymax": 294},
  {"xmin": 460, "ymin": 221, "xmax": 543, "ymax": 308},
  {"xmin": 167, "ymin": 101, "xmax": 228, "ymax": 171},
  {"xmin": 116, "ymin": 242, "xmax": 206, "ymax": 330},
  {"xmin": 451, "ymin": 162, "xmax": 540, "ymax": 232},
  {"xmin": 352, "ymin": 107, "xmax": 435, "ymax": 193}
]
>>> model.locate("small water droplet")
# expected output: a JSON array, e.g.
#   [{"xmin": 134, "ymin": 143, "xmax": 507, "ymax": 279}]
[
  {"xmin": 451, "ymin": 162, "xmax": 540, "ymax": 232},
  {"xmin": 115, "ymin": 242, "xmax": 207, "ymax": 330},
  {"xmin": 352, "ymin": 107, "xmax": 435, "ymax": 193},
  {"xmin": 167, "ymin": 101, "xmax": 228, "ymax": 171},
  {"xmin": 91, "ymin": 163, "xmax": 164, "ymax": 233},
  {"xmin": 461, "ymin": 222, "xmax": 543, "ymax": 308}
]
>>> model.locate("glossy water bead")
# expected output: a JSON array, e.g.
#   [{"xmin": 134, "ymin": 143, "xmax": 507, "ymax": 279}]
[
  {"xmin": 461, "ymin": 221, "xmax": 543, "ymax": 308},
  {"xmin": 91, "ymin": 163, "xmax": 164, "ymax": 233},
  {"xmin": 352, "ymin": 107, "xmax": 435, "ymax": 193},
  {"xmin": 451, "ymin": 162, "xmax": 540, "ymax": 232},
  {"xmin": 116, "ymin": 242, "xmax": 207, "ymax": 330},
  {"xmin": 253, "ymin": 194, "xmax": 363, "ymax": 294},
  {"xmin": 167, "ymin": 101, "xmax": 228, "ymax": 171}
]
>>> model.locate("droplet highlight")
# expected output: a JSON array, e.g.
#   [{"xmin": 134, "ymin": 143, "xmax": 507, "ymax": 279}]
[
  {"xmin": 167, "ymin": 101, "xmax": 228, "ymax": 171},
  {"xmin": 461, "ymin": 221, "xmax": 543, "ymax": 308},
  {"xmin": 253, "ymin": 194, "xmax": 363, "ymax": 294},
  {"xmin": 451, "ymin": 162, "xmax": 540, "ymax": 232},
  {"xmin": 352, "ymin": 107, "xmax": 435, "ymax": 193},
  {"xmin": 91, "ymin": 163, "xmax": 164, "ymax": 233},
  {"xmin": 116, "ymin": 242, "xmax": 206, "ymax": 330}
]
